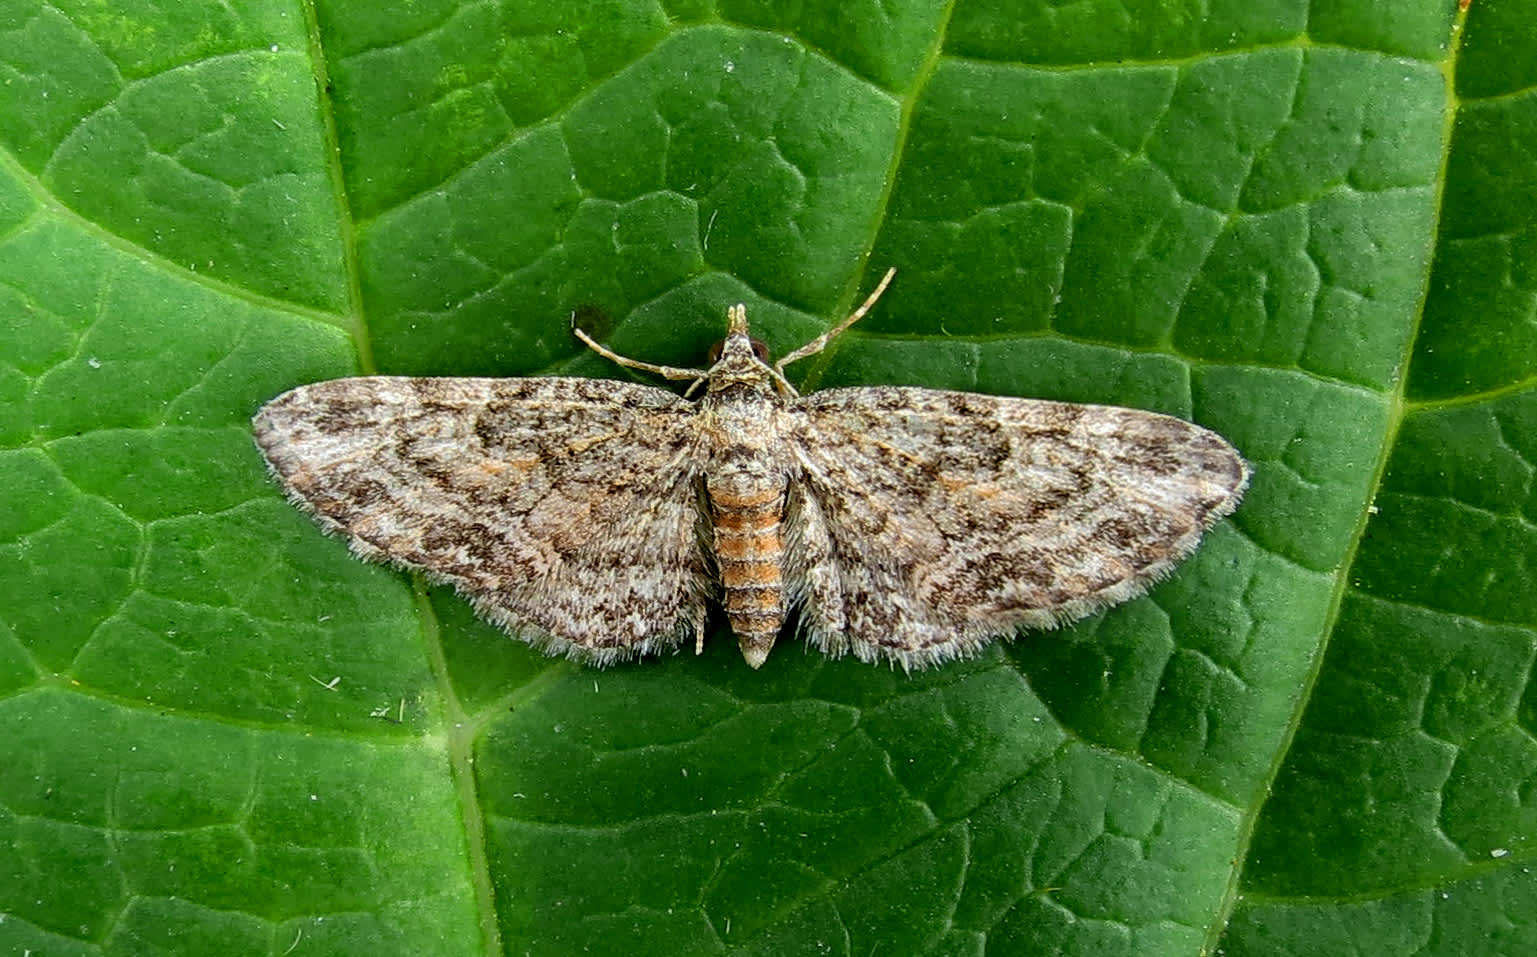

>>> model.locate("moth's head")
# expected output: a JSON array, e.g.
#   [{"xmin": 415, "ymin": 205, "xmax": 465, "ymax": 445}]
[{"xmin": 705, "ymin": 304, "xmax": 775, "ymax": 390}]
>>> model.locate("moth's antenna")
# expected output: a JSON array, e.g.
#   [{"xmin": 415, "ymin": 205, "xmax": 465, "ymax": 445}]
[
  {"xmin": 572, "ymin": 325, "xmax": 708, "ymax": 382},
  {"xmin": 775, "ymin": 267, "xmax": 896, "ymax": 373}
]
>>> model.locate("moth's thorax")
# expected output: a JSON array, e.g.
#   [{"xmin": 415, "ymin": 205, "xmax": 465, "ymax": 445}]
[{"xmin": 700, "ymin": 381, "xmax": 779, "ymax": 443}]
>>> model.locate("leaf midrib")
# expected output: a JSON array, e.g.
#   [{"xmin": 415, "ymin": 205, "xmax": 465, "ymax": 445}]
[{"xmin": 1201, "ymin": 11, "xmax": 1472, "ymax": 951}]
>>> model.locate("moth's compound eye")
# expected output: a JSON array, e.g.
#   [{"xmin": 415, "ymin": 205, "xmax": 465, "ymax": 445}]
[{"xmin": 708, "ymin": 339, "xmax": 726, "ymax": 363}]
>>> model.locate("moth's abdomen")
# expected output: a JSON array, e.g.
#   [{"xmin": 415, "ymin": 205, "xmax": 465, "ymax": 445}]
[{"xmin": 708, "ymin": 476, "xmax": 788, "ymax": 669}]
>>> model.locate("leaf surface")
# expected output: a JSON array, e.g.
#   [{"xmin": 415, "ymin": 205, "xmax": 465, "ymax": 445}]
[{"xmin": 1, "ymin": 1, "xmax": 1530, "ymax": 954}]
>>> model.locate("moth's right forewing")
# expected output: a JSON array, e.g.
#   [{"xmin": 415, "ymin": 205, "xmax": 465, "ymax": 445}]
[{"xmin": 782, "ymin": 386, "xmax": 1248, "ymax": 667}]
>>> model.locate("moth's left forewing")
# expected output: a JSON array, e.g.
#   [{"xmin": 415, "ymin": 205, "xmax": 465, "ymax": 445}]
[
  {"xmin": 252, "ymin": 375, "xmax": 713, "ymax": 664},
  {"xmin": 782, "ymin": 387, "xmax": 1248, "ymax": 667}
]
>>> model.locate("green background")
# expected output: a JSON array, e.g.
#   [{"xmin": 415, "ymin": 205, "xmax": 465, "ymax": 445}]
[{"xmin": 2, "ymin": 0, "xmax": 1532, "ymax": 953}]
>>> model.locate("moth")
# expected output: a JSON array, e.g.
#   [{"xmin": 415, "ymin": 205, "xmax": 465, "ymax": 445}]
[{"xmin": 253, "ymin": 270, "xmax": 1248, "ymax": 669}]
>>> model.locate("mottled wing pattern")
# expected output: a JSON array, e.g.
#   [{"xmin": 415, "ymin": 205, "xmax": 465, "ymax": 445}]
[
  {"xmin": 784, "ymin": 387, "xmax": 1249, "ymax": 668},
  {"xmin": 253, "ymin": 377, "xmax": 709, "ymax": 663}
]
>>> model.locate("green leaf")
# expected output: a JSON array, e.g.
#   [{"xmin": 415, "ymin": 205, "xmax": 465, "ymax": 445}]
[{"xmin": 0, "ymin": 1, "xmax": 1529, "ymax": 954}]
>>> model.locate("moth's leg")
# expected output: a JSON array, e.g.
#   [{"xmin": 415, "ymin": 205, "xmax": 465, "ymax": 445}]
[
  {"xmin": 572, "ymin": 326, "xmax": 709, "ymax": 382},
  {"xmin": 775, "ymin": 267, "xmax": 896, "ymax": 373}
]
